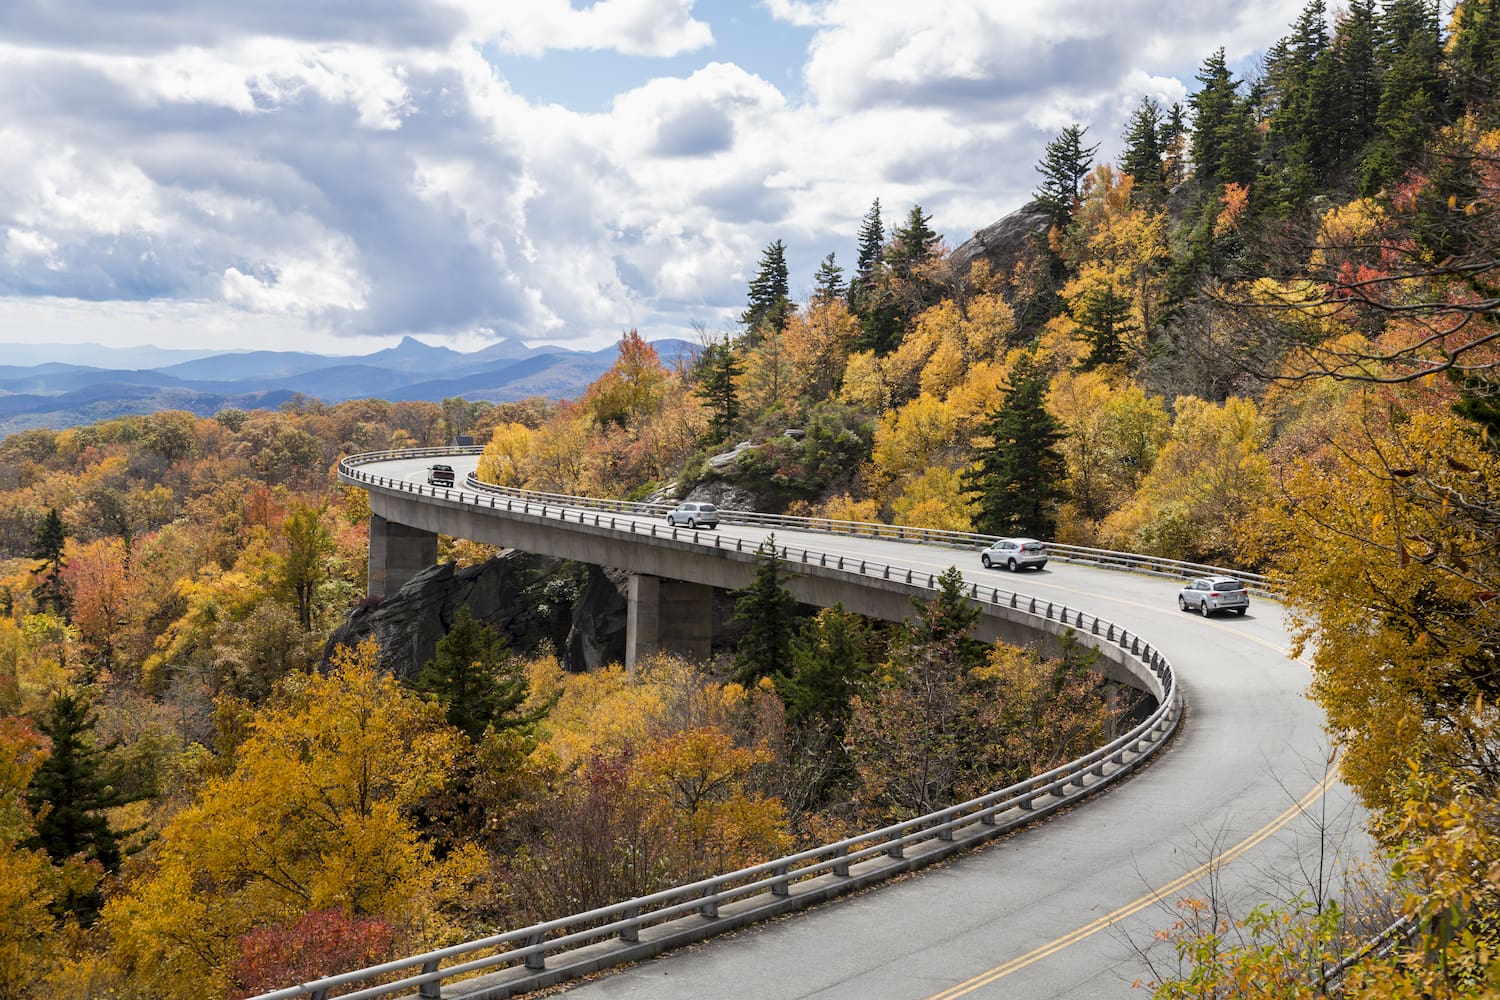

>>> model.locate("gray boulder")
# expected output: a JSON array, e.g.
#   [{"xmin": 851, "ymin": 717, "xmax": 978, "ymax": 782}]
[
  {"xmin": 949, "ymin": 200, "xmax": 1052, "ymax": 280},
  {"xmin": 563, "ymin": 565, "xmax": 629, "ymax": 672},
  {"xmin": 322, "ymin": 551, "xmax": 565, "ymax": 681}
]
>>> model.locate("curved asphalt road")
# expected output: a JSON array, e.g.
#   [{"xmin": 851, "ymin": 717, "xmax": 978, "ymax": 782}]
[{"xmin": 364, "ymin": 456, "xmax": 1370, "ymax": 999}]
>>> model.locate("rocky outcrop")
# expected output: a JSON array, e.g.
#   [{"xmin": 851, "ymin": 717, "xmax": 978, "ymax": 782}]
[
  {"xmin": 323, "ymin": 551, "xmax": 567, "ymax": 681},
  {"xmin": 706, "ymin": 440, "xmax": 755, "ymax": 473},
  {"xmin": 564, "ymin": 564, "xmax": 629, "ymax": 672},
  {"xmin": 948, "ymin": 200, "xmax": 1053, "ymax": 280}
]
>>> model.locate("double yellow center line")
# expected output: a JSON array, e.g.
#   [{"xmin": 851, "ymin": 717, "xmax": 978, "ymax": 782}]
[{"xmin": 927, "ymin": 772, "xmax": 1336, "ymax": 998}]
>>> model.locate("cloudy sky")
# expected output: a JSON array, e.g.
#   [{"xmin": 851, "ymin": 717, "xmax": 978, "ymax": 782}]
[{"xmin": 0, "ymin": 0, "xmax": 1306, "ymax": 357}]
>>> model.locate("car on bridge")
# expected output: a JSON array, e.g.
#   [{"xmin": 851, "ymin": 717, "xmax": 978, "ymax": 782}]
[
  {"xmin": 980, "ymin": 537, "xmax": 1048, "ymax": 571},
  {"xmin": 1178, "ymin": 576, "xmax": 1249, "ymax": 617},
  {"xmin": 425, "ymin": 463, "xmax": 456, "ymax": 487},
  {"xmin": 666, "ymin": 501, "xmax": 719, "ymax": 529}
]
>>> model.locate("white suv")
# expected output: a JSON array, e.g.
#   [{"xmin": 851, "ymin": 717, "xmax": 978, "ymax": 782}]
[
  {"xmin": 1178, "ymin": 577, "xmax": 1249, "ymax": 617},
  {"xmin": 980, "ymin": 537, "xmax": 1048, "ymax": 571},
  {"xmin": 666, "ymin": 501, "xmax": 719, "ymax": 529}
]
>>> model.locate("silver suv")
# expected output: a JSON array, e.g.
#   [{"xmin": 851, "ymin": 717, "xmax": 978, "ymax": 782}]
[
  {"xmin": 1178, "ymin": 577, "xmax": 1249, "ymax": 617},
  {"xmin": 980, "ymin": 537, "xmax": 1048, "ymax": 571},
  {"xmin": 666, "ymin": 501, "xmax": 719, "ymax": 529}
]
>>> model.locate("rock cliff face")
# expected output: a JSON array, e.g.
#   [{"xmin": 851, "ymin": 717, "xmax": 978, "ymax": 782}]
[
  {"xmin": 948, "ymin": 200, "xmax": 1052, "ymax": 279},
  {"xmin": 323, "ymin": 552, "xmax": 572, "ymax": 680},
  {"xmin": 563, "ymin": 564, "xmax": 629, "ymax": 672}
]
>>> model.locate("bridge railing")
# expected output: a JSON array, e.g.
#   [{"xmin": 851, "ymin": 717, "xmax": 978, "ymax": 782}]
[
  {"xmin": 337, "ymin": 450, "xmax": 1276, "ymax": 596},
  {"xmin": 268, "ymin": 456, "xmax": 1188, "ymax": 1000}
]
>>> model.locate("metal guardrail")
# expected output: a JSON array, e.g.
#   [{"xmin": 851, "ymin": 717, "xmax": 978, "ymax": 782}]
[
  {"xmin": 259, "ymin": 453, "xmax": 1188, "ymax": 1000},
  {"xmin": 340, "ymin": 448, "xmax": 1275, "ymax": 596}
]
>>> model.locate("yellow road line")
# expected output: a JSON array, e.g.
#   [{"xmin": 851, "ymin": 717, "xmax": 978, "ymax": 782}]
[{"xmin": 926, "ymin": 772, "xmax": 1337, "ymax": 999}]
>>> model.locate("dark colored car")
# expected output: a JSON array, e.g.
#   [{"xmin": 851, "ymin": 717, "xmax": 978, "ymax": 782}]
[{"xmin": 1178, "ymin": 577, "xmax": 1249, "ymax": 617}]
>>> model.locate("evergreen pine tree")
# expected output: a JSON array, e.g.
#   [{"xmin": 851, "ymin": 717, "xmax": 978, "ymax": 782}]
[
  {"xmin": 694, "ymin": 338, "xmax": 742, "ymax": 445},
  {"xmin": 1161, "ymin": 102, "xmax": 1190, "ymax": 187},
  {"xmin": 1120, "ymin": 97, "xmax": 1167, "ymax": 207},
  {"xmin": 731, "ymin": 536, "xmax": 798, "ymax": 687},
  {"xmin": 412, "ymin": 607, "xmax": 543, "ymax": 741},
  {"xmin": 811, "ymin": 251, "xmax": 847, "ymax": 304},
  {"xmin": 1361, "ymin": 0, "xmax": 1445, "ymax": 192},
  {"xmin": 1450, "ymin": 0, "xmax": 1500, "ymax": 116},
  {"xmin": 962, "ymin": 354, "xmax": 1069, "ymax": 538},
  {"xmin": 849, "ymin": 199, "xmax": 904, "ymax": 354},
  {"xmin": 886, "ymin": 204, "xmax": 940, "ymax": 280},
  {"xmin": 777, "ymin": 606, "xmax": 875, "ymax": 733},
  {"xmin": 1333, "ymin": 0, "xmax": 1381, "ymax": 165},
  {"xmin": 1190, "ymin": 48, "xmax": 1258, "ymax": 187},
  {"xmin": 1073, "ymin": 285, "xmax": 1133, "ymax": 370},
  {"xmin": 30, "ymin": 507, "xmax": 68, "ymax": 616},
  {"xmin": 902, "ymin": 566, "xmax": 985, "ymax": 671},
  {"xmin": 25, "ymin": 691, "xmax": 141, "ymax": 878},
  {"xmin": 741, "ymin": 239, "xmax": 793, "ymax": 343},
  {"xmin": 1033, "ymin": 124, "xmax": 1099, "ymax": 224},
  {"xmin": 849, "ymin": 197, "xmax": 885, "ymax": 310}
]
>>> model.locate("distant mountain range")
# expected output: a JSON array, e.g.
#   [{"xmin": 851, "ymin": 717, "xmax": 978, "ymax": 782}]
[{"xmin": 0, "ymin": 336, "xmax": 699, "ymax": 436}]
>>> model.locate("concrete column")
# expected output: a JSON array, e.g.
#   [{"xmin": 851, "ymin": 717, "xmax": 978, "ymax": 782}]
[
  {"xmin": 368, "ymin": 513, "xmax": 438, "ymax": 598},
  {"xmin": 626, "ymin": 574, "xmax": 714, "ymax": 668}
]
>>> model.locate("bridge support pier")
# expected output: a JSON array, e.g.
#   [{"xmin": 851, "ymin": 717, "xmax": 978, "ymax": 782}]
[
  {"xmin": 626, "ymin": 574, "xmax": 714, "ymax": 669},
  {"xmin": 368, "ymin": 514, "xmax": 438, "ymax": 598}
]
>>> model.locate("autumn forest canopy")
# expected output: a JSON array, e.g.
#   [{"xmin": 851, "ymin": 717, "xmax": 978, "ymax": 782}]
[{"xmin": 2, "ymin": 0, "xmax": 1500, "ymax": 996}]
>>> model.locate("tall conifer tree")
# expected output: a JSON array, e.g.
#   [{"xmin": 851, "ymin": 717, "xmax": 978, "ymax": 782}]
[
  {"xmin": 811, "ymin": 251, "xmax": 847, "ymax": 304},
  {"xmin": 1034, "ymin": 124, "xmax": 1099, "ymax": 224},
  {"xmin": 741, "ymin": 240, "xmax": 793, "ymax": 343},
  {"xmin": 695, "ymin": 338, "xmax": 742, "ymax": 445},
  {"xmin": 731, "ymin": 537, "xmax": 798, "ymax": 687},
  {"xmin": 962, "ymin": 354, "xmax": 1068, "ymax": 538},
  {"xmin": 30, "ymin": 507, "xmax": 68, "ymax": 616},
  {"xmin": 1120, "ymin": 97, "xmax": 1168, "ymax": 207}
]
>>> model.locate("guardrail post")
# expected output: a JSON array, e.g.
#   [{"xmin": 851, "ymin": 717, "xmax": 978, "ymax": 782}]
[
  {"xmin": 979, "ymin": 806, "xmax": 997, "ymax": 826},
  {"xmin": 886, "ymin": 833, "xmax": 905, "ymax": 859},
  {"xmin": 699, "ymin": 885, "xmax": 719, "ymax": 918},
  {"xmin": 419, "ymin": 958, "xmax": 443, "ymax": 999},
  {"xmin": 620, "ymin": 906, "xmax": 640, "ymax": 943},
  {"xmin": 524, "ymin": 931, "xmax": 546, "ymax": 971},
  {"xmin": 833, "ymin": 844, "xmax": 851, "ymax": 876},
  {"xmin": 772, "ymin": 863, "xmax": 791, "ymax": 896},
  {"xmin": 937, "ymin": 821, "xmax": 955, "ymax": 842}
]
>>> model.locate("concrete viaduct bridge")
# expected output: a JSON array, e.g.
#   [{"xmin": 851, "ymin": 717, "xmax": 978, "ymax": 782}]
[{"xmin": 288, "ymin": 448, "xmax": 1365, "ymax": 1000}]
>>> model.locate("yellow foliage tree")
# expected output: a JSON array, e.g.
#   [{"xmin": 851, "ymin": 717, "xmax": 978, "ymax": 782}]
[
  {"xmin": 476, "ymin": 421, "xmax": 534, "ymax": 487},
  {"xmin": 780, "ymin": 298, "xmax": 860, "ymax": 410},
  {"xmin": 891, "ymin": 467, "xmax": 975, "ymax": 531},
  {"xmin": 869, "ymin": 393, "xmax": 962, "ymax": 506},
  {"xmin": 1258, "ymin": 406, "xmax": 1500, "ymax": 822},
  {"xmin": 103, "ymin": 640, "xmax": 484, "ymax": 999},
  {"xmin": 1057, "ymin": 165, "xmax": 1170, "ymax": 360},
  {"xmin": 1099, "ymin": 396, "xmax": 1268, "ymax": 562},
  {"xmin": 635, "ymin": 726, "xmax": 789, "ymax": 876},
  {"xmin": 1046, "ymin": 370, "xmax": 1171, "ymax": 532},
  {"xmin": 0, "ymin": 715, "xmax": 70, "ymax": 997}
]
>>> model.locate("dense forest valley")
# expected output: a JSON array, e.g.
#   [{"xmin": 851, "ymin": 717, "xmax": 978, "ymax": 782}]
[{"xmin": 1, "ymin": 0, "xmax": 1499, "ymax": 996}]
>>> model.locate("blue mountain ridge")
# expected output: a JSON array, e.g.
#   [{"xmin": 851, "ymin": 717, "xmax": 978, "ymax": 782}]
[{"xmin": 0, "ymin": 336, "xmax": 700, "ymax": 435}]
